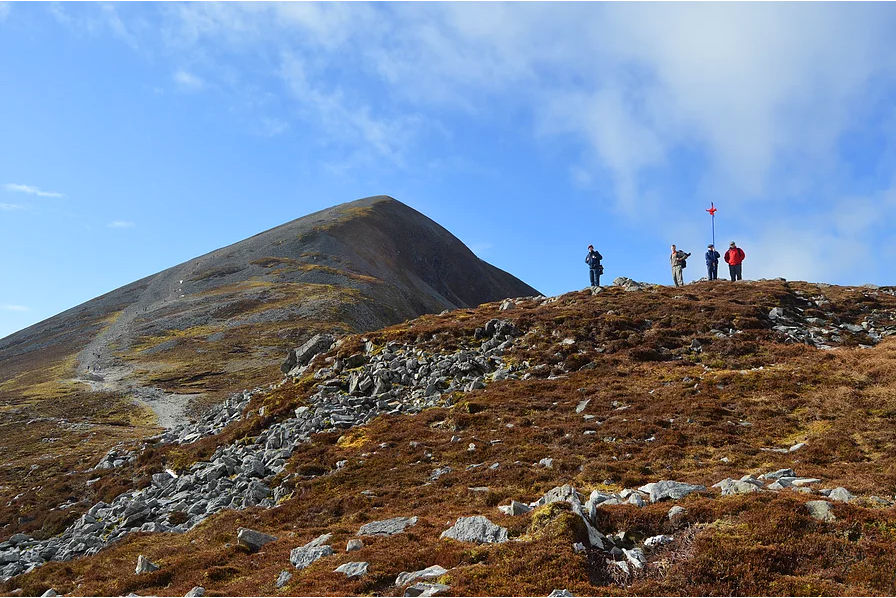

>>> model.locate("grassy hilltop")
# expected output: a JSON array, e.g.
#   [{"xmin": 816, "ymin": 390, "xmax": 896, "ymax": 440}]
[{"xmin": 6, "ymin": 279, "xmax": 896, "ymax": 596}]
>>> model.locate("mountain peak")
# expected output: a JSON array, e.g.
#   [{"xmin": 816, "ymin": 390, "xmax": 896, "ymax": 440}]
[{"xmin": 0, "ymin": 195, "xmax": 537, "ymax": 429}]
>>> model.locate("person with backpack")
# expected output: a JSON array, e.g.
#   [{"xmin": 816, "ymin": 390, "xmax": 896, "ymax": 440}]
[
  {"xmin": 585, "ymin": 245, "xmax": 603, "ymax": 287},
  {"xmin": 724, "ymin": 241, "xmax": 746, "ymax": 281},
  {"xmin": 705, "ymin": 244, "xmax": 721, "ymax": 281},
  {"xmin": 670, "ymin": 244, "xmax": 690, "ymax": 287}
]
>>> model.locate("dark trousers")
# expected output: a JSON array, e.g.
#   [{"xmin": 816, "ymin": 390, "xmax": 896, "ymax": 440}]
[
  {"xmin": 589, "ymin": 267, "xmax": 601, "ymax": 287},
  {"xmin": 707, "ymin": 263, "xmax": 718, "ymax": 280},
  {"xmin": 729, "ymin": 264, "xmax": 742, "ymax": 281}
]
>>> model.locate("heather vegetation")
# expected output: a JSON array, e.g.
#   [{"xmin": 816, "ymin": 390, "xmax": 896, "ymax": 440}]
[{"xmin": 5, "ymin": 279, "xmax": 896, "ymax": 596}]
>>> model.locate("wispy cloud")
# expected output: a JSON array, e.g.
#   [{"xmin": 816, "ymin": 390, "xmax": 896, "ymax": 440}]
[
  {"xmin": 4, "ymin": 183, "xmax": 65, "ymax": 198},
  {"xmin": 0, "ymin": 304, "xmax": 30, "ymax": 313},
  {"xmin": 173, "ymin": 69, "xmax": 205, "ymax": 92},
  {"xmin": 48, "ymin": 3, "xmax": 138, "ymax": 48},
  {"xmin": 256, "ymin": 117, "xmax": 290, "ymax": 138},
  {"xmin": 107, "ymin": 221, "xmax": 135, "ymax": 229},
  {"xmin": 0, "ymin": 203, "xmax": 25, "ymax": 211},
  {"xmin": 0, "ymin": 2, "xmax": 10, "ymax": 22}
]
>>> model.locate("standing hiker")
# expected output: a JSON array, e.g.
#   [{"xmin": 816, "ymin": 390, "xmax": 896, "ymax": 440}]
[
  {"xmin": 724, "ymin": 241, "xmax": 746, "ymax": 281},
  {"xmin": 585, "ymin": 245, "xmax": 603, "ymax": 287},
  {"xmin": 670, "ymin": 245, "xmax": 690, "ymax": 287},
  {"xmin": 705, "ymin": 244, "xmax": 721, "ymax": 281}
]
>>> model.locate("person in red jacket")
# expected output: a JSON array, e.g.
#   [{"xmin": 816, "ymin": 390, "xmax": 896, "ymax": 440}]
[{"xmin": 724, "ymin": 241, "xmax": 745, "ymax": 281}]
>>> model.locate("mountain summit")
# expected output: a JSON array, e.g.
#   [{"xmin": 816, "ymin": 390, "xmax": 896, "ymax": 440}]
[{"xmin": 0, "ymin": 195, "xmax": 537, "ymax": 428}]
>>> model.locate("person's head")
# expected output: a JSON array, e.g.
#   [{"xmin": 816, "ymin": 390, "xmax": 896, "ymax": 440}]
[
  {"xmin": 730, "ymin": 241, "xmax": 737, "ymax": 248},
  {"xmin": 708, "ymin": 244, "xmax": 714, "ymax": 249},
  {"xmin": 671, "ymin": 244, "xmax": 676, "ymax": 252},
  {"xmin": 588, "ymin": 245, "xmax": 593, "ymax": 250}
]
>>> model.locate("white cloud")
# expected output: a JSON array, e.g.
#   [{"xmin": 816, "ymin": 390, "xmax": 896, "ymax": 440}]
[
  {"xmin": 157, "ymin": 3, "xmax": 896, "ymax": 209},
  {"xmin": 0, "ymin": 304, "xmax": 30, "ymax": 313},
  {"xmin": 0, "ymin": 2, "xmax": 10, "ymax": 21},
  {"xmin": 107, "ymin": 221, "xmax": 135, "ymax": 229},
  {"xmin": 4, "ymin": 183, "xmax": 65, "ymax": 198},
  {"xmin": 0, "ymin": 203, "xmax": 25, "ymax": 211},
  {"xmin": 173, "ymin": 69, "xmax": 205, "ymax": 92},
  {"xmin": 278, "ymin": 52, "xmax": 420, "ymax": 164},
  {"xmin": 69, "ymin": 3, "xmax": 896, "ymax": 286}
]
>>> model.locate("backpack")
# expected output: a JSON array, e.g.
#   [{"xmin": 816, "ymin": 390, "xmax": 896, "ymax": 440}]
[
  {"xmin": 598, "ymin": 264, "xmax": 604, "ymax": 275},
  {"xmin": 681, "ymin": 258, "xmax": 687, "ymax": 269}
]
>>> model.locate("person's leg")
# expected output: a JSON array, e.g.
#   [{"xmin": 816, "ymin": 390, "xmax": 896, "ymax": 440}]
[
  {"xmin": 590, "ymin": 268, "xmax": 597, "ymax": 286},
  {"xmin": 672, "ymin": 268, "xmax": 678, "ymax": 286},
  {"xmin": 712, "ymin": 264, "xmax": 718, "ymax": 280},
  {"xmin": 729, "ymin": 265, "xmax": 736, "ymax": 281},
  {"xmin": 735, "ymin": 264, "xmax": 742, "ymax": 281}
]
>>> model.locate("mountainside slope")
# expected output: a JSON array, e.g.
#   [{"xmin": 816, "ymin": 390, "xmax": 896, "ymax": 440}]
[
  {"xmin": 6, "ymin": 279, "xmax": 896, "ymax": 596},
  {"xmin": 0, "ymin": 195, "xmax": 537, "ymax": 551},
  {"xmin": 0, "ymin": 195, "xmax": 535, "ymax": 411}
]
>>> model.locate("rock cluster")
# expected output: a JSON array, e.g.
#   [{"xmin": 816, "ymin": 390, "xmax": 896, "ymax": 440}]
[
  {"xmin": 611, "ymin": 277, "xmax": 656, "ymax": 292},
  {"xmin": 502, "ymin": 483, "xmax": 686, "ymax": 569},
  {"xmin": 152, "ymin": 390, "xmax": 257, "ymax": 446},
  {"xmin": 0, "ymin": 323, "xmax": 522, "ymax": 581},
  {"xmin": 92, "ymin": 447, "xmax": 137, "ymax": 471},
  {"xmin": 766, "ymin": 296, "xmax": 896, "ymax": 349},
  {"xmin": 94, "ymin": 390, "xmax": 258, "ymax": 472},
  {"xmin": 281, "ymin": 334, "xmax": 336, "ymax": 377}
]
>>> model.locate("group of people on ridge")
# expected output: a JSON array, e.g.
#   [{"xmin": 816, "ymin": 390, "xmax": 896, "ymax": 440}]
[{"xmin": 585, "ymin": 241, "xmax": 746, "ymax": 288}]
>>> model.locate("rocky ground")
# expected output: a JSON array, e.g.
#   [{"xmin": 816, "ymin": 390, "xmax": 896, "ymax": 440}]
[{"xmin": 5, "ymin": 279, "xmax": 896, "ymax": 596}]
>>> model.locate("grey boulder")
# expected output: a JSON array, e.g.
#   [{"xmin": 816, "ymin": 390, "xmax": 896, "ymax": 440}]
[
  {"xmin": 440, "ymin": 515, "xmax": 508, "ymax": 544},
  {"xmin": 828, "ymin": 487, "xmax": 854, "ymax": 503},
  {"xmin": 135, "ymin": 554, "xmax": 159, "ymax": 574},
  {"xmin": 405, "ymin": 582, "xmax": 451, "ymax": 597},
  {"xmin": 395, "ymin": 565, "xmax": 449, "ymax": 587},
  {"xmin": 275, "ymin": 570, "xmax": 293, "ymax": 589},
  {"xmin": 290, "ymin": 534, "xmax": 334, "ymax": 570},
  {"xmin": 184, "ymin": 587, "xmax": 205, "ymax": 597},
  {"xmin": 358, "ymin": 516, "xmax": 418, "ymax": 536},
  {"xmin": 667, "ymin": 506, "xmax": 687, "ymax": 520},
  {"xmin": 639, "ymin": 480, "xmax": 706, "ymax": 503},
  {"xmin": 282, "ymin": 333, "xmax": 335, "ymax": 374},
  {"xmin": 806, "ymin": 500, "xmax": 836, "ymax": 522},
  {"xmin": 497, "ymin": 500, "xmax": 532, "ymax": 516},
  {"xmin": 237, "ymin": 527, "xmax": 277, "ymax": 551},
  {"xmin": 713, "ymin": 478, "xmax": 761, "ymax": 496},
  {"xmin": 334, "ymin": 561, "xmax": 369, "ymax": 577}
]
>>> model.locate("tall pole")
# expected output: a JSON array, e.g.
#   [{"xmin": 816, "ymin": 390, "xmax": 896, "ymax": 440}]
[{"xmin": 706, "ymin": 202, "xmax": 717, "ymax": 248}]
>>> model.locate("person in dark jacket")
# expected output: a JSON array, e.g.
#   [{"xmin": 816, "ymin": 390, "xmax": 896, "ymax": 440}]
[
  {"xmin": 724, "ymin": 241, "xmax": 746, "ymax": 281},
  {"xmin": 585, "ymin": 245, "xmax": 603, "ymax": 287},
  {"xmin": 705, "ymin": 244, "xmax": 721, "ymax": 280}
]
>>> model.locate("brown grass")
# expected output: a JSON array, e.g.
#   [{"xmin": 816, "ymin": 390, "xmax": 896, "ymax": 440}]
[{"xmin": 7, "ymin": 281, "xmax": 896, "ymax": 595}]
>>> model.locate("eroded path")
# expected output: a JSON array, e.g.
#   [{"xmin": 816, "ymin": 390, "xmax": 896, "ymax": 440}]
[{"xmin": 73, "ymin": 260, "xmax": 207, "ymax": 429}]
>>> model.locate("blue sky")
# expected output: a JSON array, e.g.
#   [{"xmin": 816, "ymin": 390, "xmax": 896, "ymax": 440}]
[{"xmin": 3, "ymin": 2, "xmax": 896, "ymax": 339}]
